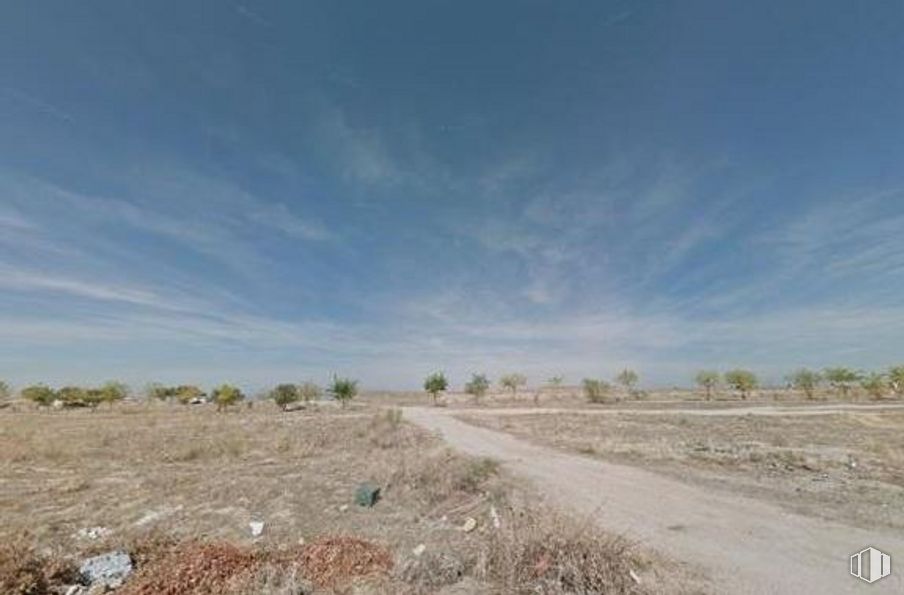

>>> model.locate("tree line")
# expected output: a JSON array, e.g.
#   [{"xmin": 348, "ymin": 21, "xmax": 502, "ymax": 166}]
[
  {"xmin": 1, "ymin": 365, "xmax": 901, "ymax": 411},
  {"xmin": 0, "ymin": 375, "xmax": 361, "ymax": 412}
]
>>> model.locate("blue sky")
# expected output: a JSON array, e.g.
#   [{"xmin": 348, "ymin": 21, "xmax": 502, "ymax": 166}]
[{"xmin": 1, "ymin": 1, "xmax": 902, "ymax": 390}]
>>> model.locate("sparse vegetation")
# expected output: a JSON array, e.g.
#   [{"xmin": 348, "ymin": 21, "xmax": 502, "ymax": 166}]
[
  {"xmin": 788, "ymin": 369, "xmax": 822, "ymax": 400},
  {"xmin": 547, "ymin": 375, "xmax": 564, "ymax": 388},
  {"xmin": 173, "ymin": 385, "xmax": 204, "ymax": 405},
  {"xmin": 484, "ymin": 506, "xmax": 645, "ymax": 595},
  {"xmin": 0, "ymin": 380, "xmax": 10, "ymax": 402},
  {"xmin": 146, "ymin": 382, "xmax": 171, "ymax": 402},
  {"xmin": 695, "ymin": 371, "xmax": 720, "ymax": 400},
  {"xmin": 888, "ymin": 365, "xmax": 904, "ymax": 397},
  {"xmin": 328, "ymin": 376, "xmax": 358, "ymax": 408},
  {"xmin": 582, "ymin": 378, "xmax": 611, "ymax": 404},
  {"xmin": 500, "ymin": 373, "xmax": 527, "ymax": 398},
  {"xmin": 100, "ymin": 381, "xmax": 129, "ymax": 407},
  {"xmin": 22, "ymin": 384, "xmax": 56, "ymax": 408},
  {"xmin": 724, "ymin": 369, "xmax": 757, "ymax": 400},
  {"xmin": 298, "ymin": 381, "xmax": 322, "ymax": 403},
  {"xmin": 861, "ymin": 372, "xmax": 888, "ymax": 400},
  {"xmin": 212, "ymin": 384, "xmax": 245, "ymax": 412},
  {"xmin": 464, "ymin": 373, "xmax": 491, "ymax": 404},
  {"xmin": 423, "ymin": 371, "xmax": 449, "ymax": 405},
  {"xmin": 823, "ymin": 367, "xmax": 862, "ymax": 399},
  {"xmin": 615, "ymin": 368, "xmax": 639, "ymax": 398},
  {"xmin": 270, "ymin": 384, "xmax": 301, "ymax": 411},
  {"xmin": 58, "ymin": 385, "xmax": 87, "ymax": 407}
]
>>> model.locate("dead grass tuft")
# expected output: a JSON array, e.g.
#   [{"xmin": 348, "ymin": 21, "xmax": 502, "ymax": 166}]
[
  {"xmin": 0, "ymin": 534, "xmax": 78, "ymax": 595},
  {"xmin": 481, "ymin": 507, "xmax": 647, "ymax": 594},
  {"xmin": 394, "ymin": 451, "xmax": 500, "ymax": 505},
  {"xmin": 367, "ymin": 408, "xmax": 409, "ymax": 449}
]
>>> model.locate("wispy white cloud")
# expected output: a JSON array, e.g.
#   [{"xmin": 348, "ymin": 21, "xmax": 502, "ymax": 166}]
[
  {"xmin": 2, "ymin": 87, "xmax": 75, "ymax": 123},
  {"xmin": 0, "ymin": 268, "xmax": 165, "ymax": 308},
  {"xmin": 247, "ymin": 202, "xmax": 334, "ymax": 241},
  {"xmin": 0, "ymin": 209, "xmax": 33, "ymax": 230}
]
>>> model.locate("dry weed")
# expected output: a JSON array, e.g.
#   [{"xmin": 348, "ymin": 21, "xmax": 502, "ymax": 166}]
[
  {"xmin": 479, "ymin": 507, "xmax": 647, "ymax": 594},
  {"xmin": 0, "ymin": 534, "xmax": 77, "ymax": 595}
]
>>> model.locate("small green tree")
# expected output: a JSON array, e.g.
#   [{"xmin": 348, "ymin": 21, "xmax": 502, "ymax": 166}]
[
  {"xmin": 146, "ymin": 383, "xmax": 170, "ymax": 402},
  {"xmin": 582, "ymin": 378, "xmax": 611, "ymax": 404},
  {"xmin": 58, "ymin": 386, "xmax": 87, "ymax": 407},
  {"xmin": 464, "ymin": 373, "xmax": 490, "ymax": 404},
  {"xmin": 84, "ymin": 388, "xmax": 105, "ymax": 410},
  {"xmin": 424, "ymin": 372, "xmax": 449, "ymax": 405},
  {"xmin": 212, "ymin": 384, "xmax": 245, "ymax": 412},
  {"xmin": 823, "ymin": 367, "xmax": 862, "ymax": 399},
  {"xmin": 695, "ymin": 371, "xmax": 720, "ymax": 401},
  {"xmin": 887, "ymin": 365, "xmax": 904, "ymax": 398},
  {"xmin": 329, "ymin": 376, "xmax": 358, "ymax": 408},
  {"xmin": 99, "ymin": 381, "xmax": 128, "ymax": 408},
  {"xmin": 299, "ymin": 381, "xmax": 322, "ymax": 403},
  {"xmin": 788, "ymin": 369, "xmax": 821, "ymax": 400},
  {"xmin": 860, "ymin": 372, "xmax": 887, "ymax": 400},
  {"xmin": 615, "ymin": 369, "xmax": 639, "ymax": 398},
  {"xmin": 22, "ymin": 384, "xmax": 56, "ymax": 408},
  {"xmin": 499, "ymin": 373, "xmax": 527, "ymax": 398},
  {"xmin": 0, "ymin": 380, "xmax": 10, "ymax": 401},
  {"xmin": 174, "ymin": 385, "xmax": 204, "ymax": 405},
  {"xmin": 270, "ymin": 383, "xmax": 300, "ymax": 411},
  {"xmin": 724, "ymin": 369, "xmax": 757, "ymax": 400},
  {"xmin": 547, "ymin": 375, "xmax": 564, "ymax": 388}
]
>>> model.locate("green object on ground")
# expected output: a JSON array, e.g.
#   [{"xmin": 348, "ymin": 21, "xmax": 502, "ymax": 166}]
[{"xmin": 355, "ymin": 483, "xmax": 381, "ymax": 507}]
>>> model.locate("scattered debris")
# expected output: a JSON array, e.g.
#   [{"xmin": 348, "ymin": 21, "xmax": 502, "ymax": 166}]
[
  {"xmin": 249, "ymin": 521, "xmax": 265, "ymax": 538},
  {"xmin": 354, "ymin": 483, "xmax": 381, "ymax": 507},
  {"xmin": 79, "ymin": 550, "xmax": 132, "ymax": 589},
  {"xmin": 629, "ymin": 569, "xmax": 642, "ymax": 584},
  {"xmin": 75, "ymin": 526, "xmax": 111, "ymax": 540},
  {"xmin": 490, "ymin": 506, "xmax": 501, "ymax": 529},
  {"xmin": 412, "ymin": 543, "xmax": 426, "ymax": 557},
  {"xmin": 297, "ymin": 537, "xmax": 306, "ymax": 546},
  {"xmin": 338, "ymin": 504, "xmax": 350, "ymax": 512},
  {"xmin": 461, "ymin": 517, "xmax": 477, "ymax": 533}
]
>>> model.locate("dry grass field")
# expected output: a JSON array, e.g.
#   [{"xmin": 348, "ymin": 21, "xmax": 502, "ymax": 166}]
[
  {"xmin": 0, "ymin": 401, "xmax": 699, "ymax": 594},
  {"xmin": 457, "ymin": 407, "xmax": 904, "ymax": 531}
]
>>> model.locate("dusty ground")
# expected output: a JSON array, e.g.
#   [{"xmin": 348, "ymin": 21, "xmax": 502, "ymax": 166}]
[
  {"xmin": 363, "ymin": 385, "xmax": 900, "ymax": 410},
  {"xmin": 455, "ymin": 406, "xmax": 904, "ymax": 531},
  {"xmin": 0, "ymin": 401, "xmax": 697, "ymax": 594},
  {"xmin": 407, "ymin": 406, "xmax": 904, "ymax": 594}
]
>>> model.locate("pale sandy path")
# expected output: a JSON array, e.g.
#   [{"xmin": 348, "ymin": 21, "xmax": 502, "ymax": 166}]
[
  {"xmin": 449, "ymin": 402, "xmax": 904, "ymax": 418},
  {"xmin": 404, "ymin": 406, "xmax": 904, "ymax": 594}
]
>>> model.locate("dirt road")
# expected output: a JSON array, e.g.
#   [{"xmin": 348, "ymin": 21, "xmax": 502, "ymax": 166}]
[{"xmin": 405, "ymin": 406, "xmax": 904, "ymax": 594}]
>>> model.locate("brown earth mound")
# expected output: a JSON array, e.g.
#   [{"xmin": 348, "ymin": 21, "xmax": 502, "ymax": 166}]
[{"xmin": 119, "ymin": 536, "xmax": 393, "ymax": 594}]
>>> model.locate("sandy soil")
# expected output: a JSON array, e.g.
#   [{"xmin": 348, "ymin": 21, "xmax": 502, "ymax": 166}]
[
  {"xmin": 0, "ymin": 402, "xmax": 702, "ymax": 594},
  {"xmin": 454, "ymin": 405, "xmax": 904, "ymax": 531},
  {"xmin": 406, "ymin": 405, "xmax": 904, "ymax": 594}
]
